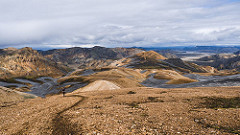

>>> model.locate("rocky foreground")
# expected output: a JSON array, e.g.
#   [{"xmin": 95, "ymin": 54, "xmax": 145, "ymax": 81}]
[{"xmin": 0, "ymin": 86, "xmax": 239, "ymax": 134}]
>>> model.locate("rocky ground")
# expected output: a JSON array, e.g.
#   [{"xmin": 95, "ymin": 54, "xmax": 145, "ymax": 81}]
[
  {"xmin": 0, "ymin": 86, "xmax": 36, "ymax": 107},
  {"xmin": 0, "ymin": 86, "xmax": 239, "ymax": 134}
]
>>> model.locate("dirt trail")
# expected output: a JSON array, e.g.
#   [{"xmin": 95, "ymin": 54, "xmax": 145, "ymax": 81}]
[
  {"xmin": 52, "ymin": 95, "xmax": 87, "ymax": 135},
  {"xmin": 0, "ymin": 93, "xmax": 87, "ymax": 135},
  {"xmin": 1, "ymin": 86, "xmax": 240, "ymax": 134}
]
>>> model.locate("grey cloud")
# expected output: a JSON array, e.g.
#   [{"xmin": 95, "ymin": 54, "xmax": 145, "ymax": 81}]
[{"xmin": 0, "ymin": 0, "xmax": 239, "ymax": 48}]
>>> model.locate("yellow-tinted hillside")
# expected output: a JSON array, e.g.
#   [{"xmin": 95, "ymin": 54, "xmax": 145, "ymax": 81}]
[{"xmin": 134, "ymin": 51, "xmax": 166, "ymax": 61}]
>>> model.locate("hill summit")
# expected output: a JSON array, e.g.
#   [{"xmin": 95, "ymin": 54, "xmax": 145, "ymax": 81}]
[{"xmin": 133, "ymin": 51, "xmax": 166, "ymax": 61}]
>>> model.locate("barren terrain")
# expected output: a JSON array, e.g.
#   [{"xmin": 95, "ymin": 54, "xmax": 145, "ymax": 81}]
[{"xmin": 1, "ymin": 86, "xmax": 239, "ymax": 134}]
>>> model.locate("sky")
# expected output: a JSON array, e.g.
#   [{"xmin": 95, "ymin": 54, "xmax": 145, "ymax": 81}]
[{"xmin": 0, "ymin": 0, "xmax": 240, "ymax": 49}]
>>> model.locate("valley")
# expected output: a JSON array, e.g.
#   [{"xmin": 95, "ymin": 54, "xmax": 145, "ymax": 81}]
[
  {"xmin": 0, "ymin": 46, "xmax": 240, "ymax": 134},
  {"xmin": 1, "ymin": 46, "xmax": 240, "ymax": 97},
  {"xmin": 2, "ymin": 67, "xmax": 240, "ymax": 98},
  {"xmin": 1, "ymin": 0, "xmax": 240, "ymax": 134}
]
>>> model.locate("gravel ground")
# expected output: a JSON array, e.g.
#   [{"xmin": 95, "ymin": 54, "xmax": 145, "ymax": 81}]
[{"xmin": 0, "ymin": 86, "xmax": 239, "ymax": 134}]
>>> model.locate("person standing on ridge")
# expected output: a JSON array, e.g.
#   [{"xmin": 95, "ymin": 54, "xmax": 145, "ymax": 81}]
[
  {"xmin": 61, "ymin": 85, "xmax": 71, "ymax": 97},
  {"xmin": 62, "ymin": 88, "xmax": 66, "ymax": 97}
]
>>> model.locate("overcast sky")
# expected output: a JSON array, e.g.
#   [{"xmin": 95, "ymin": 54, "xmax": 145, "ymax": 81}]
[{"xmin": 0, "ymin": 0, "xmax": 239, "ymax": 49}]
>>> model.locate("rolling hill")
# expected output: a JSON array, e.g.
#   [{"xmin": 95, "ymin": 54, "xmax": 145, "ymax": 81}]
[
  {"xmin": 112, "ymin": 51, "xmax": 216, "ymax": 73},
  {"xmin": 0, "ymin": 47, "xmax": 69, "ymax": 79}
]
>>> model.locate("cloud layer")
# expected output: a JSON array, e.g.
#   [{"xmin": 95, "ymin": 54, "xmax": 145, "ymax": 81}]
[{"xmin": 0, "ymin": 0, "xmax": 239, "ymax": 48}]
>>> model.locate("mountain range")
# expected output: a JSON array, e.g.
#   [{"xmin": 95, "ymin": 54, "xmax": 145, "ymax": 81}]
[
  {"xmin": 1, "ymin": 46, "xmax": 240, "ymax": 134},
  {"xmin": 40, "ymin": 46, "xmax": 143, "ymax": 69},
  {"xmin": 194, "ymin": 53, "xmax": 240, "ymax": 70},
  {"xmin": 111, "ymin": 50, "xmax": 216, "ymax": 73},
  {"xmin": 0, "ymin": 46, "xmax": 218, "ymax": 80}
]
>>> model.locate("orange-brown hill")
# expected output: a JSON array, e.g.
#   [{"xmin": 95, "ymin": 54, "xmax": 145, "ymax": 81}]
[
  {"xmin": 133, "ymin": 51, "xmax": 166, "ymax": 61},
  {"xmin": 0, "ymin": 47, "xmax": 69, "ymax": 79},
  {"xmin": 58, "ymin": 68, "xmax": 145, "ymax": 88},
  {"xmin": 116, "ymin": 51, "xmax": 216, "ymax": 73}
]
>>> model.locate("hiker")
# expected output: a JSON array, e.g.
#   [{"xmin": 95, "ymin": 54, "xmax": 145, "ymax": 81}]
[
  {"xmin": 62, "ymin": 88, "xmax": 66, "ymax": 97},
  {"xmin": 61, "ymin": 85, "xmax": 71, "ymax": 97}
]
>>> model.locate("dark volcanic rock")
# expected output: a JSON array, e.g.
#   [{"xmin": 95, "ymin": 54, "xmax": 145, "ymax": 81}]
[
  {"xmin": 165, "ymin": 58, "xmax": 208, "ymax": 73},
  {"xmin": 40, "ymin": 46, "xmax": 143, "ymax": 69},
  {"xmin": 195, "ymin": 53, "xmax": 240, "ymax": 70},
  {"xmin": 126, "ymin": 51, "xmax": 214, "ymax": 73}
]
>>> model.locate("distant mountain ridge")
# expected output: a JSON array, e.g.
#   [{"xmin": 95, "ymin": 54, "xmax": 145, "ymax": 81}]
[
  {"xmin": 112, "ymin": 51, "xmax": 216, "ymax": 73},
  {"xmin": 0, "ymin": 46, "xmax": 144, "ymax": 79},
  {"xmin": 40, "ymin": 46, "xmax": 143, "ymax": 69},
  {"xmin": 139, "ymin": 46, "xmax": 240, "ymax": 53},
  {"xmin": 0, "ymin": 46, "xmax": 219, "ymax": 80},
  {"xmin": 182, "ymin": 46, "xmax": 240, "ymax": 53},
  {"xmin": 196, "ymin": 53, "xmax": 240, "ymax": 70}
]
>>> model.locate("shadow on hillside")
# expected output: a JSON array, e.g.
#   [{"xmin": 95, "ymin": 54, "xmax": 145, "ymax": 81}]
[{"xmin": 52, "ymin": 94, "xmax": 87, "ymax": 135}]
